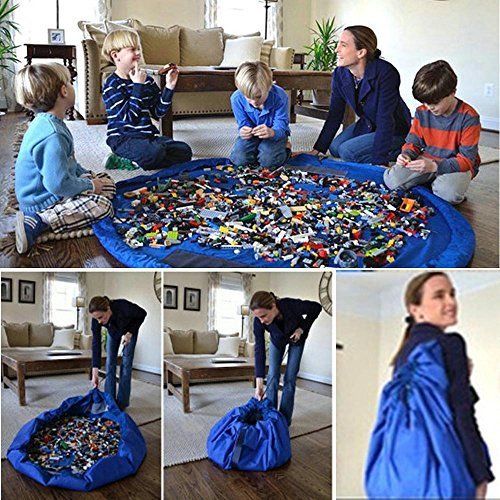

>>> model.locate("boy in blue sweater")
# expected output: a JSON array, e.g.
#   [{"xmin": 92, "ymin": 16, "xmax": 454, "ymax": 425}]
[
  {"xmin": 14, "ymin": 63, "xmax": 115, "ymax": 254},
  {"xmin": 230, "ymin": 61, "xmax": 291, "ymax": 168},
  {"xmin": 101, "ymin": 29, "xmax": 192, "ymax": 170}
]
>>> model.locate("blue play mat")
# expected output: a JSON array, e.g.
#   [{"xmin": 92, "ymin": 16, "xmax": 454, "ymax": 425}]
[{"xmin": 93, "ymin": 155, "xmax": 475, "ymax": 268}]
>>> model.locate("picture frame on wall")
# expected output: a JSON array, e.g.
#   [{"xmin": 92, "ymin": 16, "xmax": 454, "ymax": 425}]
[
  {"xmin": 184, "ymin": 287, "xmax": 201, "ymax": 311},
  {"xmin": 1, "ymin": 278, "xmax": 12, "ymax": 302},
  {"xmin": 48, "ymin": 28, "xmax": 65, "ymax": 45},
  {"xmin": 18, "ymin": 280, "xmax": 36, "ymax": 304},
  {"xmin": 163, "ymin": 285, "xmax": 178, "ymax": 310}
]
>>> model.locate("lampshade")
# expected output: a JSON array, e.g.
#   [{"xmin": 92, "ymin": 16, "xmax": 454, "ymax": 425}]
[
  {"xmin": 240, "ymin": 305, "xmax": 250, "ymax": 316},
  {"xmin": 73, "ymin": 296, "xmax": 85, "ymax": 308}
]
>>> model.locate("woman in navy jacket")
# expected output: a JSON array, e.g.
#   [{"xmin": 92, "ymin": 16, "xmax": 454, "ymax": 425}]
[
  {"xmin": 305, "ymin": 25, "xmax": 411, "ymax": 166},
  {"xmin": 251, "ymin": 291, "xmax": 322, "ymax": 426},
  {"xmin": 89, "ymin": 296, "xmax": 147, "ymax": 410}
]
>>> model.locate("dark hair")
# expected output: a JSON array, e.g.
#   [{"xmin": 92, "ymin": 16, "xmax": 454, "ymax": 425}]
[
  {"xmin": 391, "ymin": 272, "xmax": 449, "ymax": 365},
  {"xmin": 412, "ymin": 60, "xmax": 457, "ymax": 104},
  {"xmin": 345, "ymin": 25, "xmax": 381, "ymax": 60},
  {"xmin": 249, "ymin": 291, "xmax": 278, "ymax": 311},
  {"xmin": 88, "ymin": 296, "xmax": 111, "ymax": 313}
]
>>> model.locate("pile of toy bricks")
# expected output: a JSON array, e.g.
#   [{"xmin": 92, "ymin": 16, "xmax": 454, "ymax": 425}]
[
  {"xmin": 27, "ymin": 415, "xmax": 121, "ymax": 474},
  {"xmin": 113, "ymin": 165, "xmax": 434, "ymax": 268}
]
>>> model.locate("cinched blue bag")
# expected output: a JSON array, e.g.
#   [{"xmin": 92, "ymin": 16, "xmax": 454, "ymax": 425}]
[
  {"xmin": 7, "ymin": 389, "xmax": 146, "ymax": 491},
  {"xmin": 365, "ymin": 340, "xmax": 476, "ymax": 499},
  {"xmin": 207, "ymin": 397, "xmax": 291, "ymax": 471}
]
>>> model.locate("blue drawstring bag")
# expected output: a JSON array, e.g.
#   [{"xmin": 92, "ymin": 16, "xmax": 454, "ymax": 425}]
[
  {"xmin": 365, "ymin": 340, "xmax": 477, "ymax": 499},
  {"xmin": 207, "ymin": 397, "xmax": 291, "ymax": 471},
  {"xmin": 7, "ymin": 389, "xmax": 146, "ymax": 491}
]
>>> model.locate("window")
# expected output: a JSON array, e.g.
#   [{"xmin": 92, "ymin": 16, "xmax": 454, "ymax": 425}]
[
  {"xmin": 214, "ymin": 274, "xmax": 245, "ymax": 336},
  {"xmin": 216, "ymin": 0, "xmax": 263, "ymax": 36},
  {"xmin": 50, "ymin": 273, "xmax": 79, "ymax": 327}
]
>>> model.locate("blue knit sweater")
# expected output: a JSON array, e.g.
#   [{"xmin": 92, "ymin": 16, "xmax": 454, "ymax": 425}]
[{"xmin": 15, "ymin": 113, "xmax": 94, "ymax": 214}]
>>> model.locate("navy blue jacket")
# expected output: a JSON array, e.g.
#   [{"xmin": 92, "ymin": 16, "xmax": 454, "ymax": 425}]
[
  {"xmin": 395, "ymin": 322, "xmax": 494, "ymax": 485},
  {"xmin": 254, "ymin": 298, "xmax": 322, "ymax": 378},
  {"xmin": 314, "ymin": 57, "xmax": 411, "ymax": 165},
  {"xmin": 91, "ymin": 299, "xmax": 147, "ymax": 368}
]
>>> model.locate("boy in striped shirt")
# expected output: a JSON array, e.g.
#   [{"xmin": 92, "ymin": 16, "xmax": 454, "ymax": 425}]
[
  {"xmin": 384, "ymin": 60, "xmax": 480, "ymax": 204},
  {"xmin": 101, "ymin": 30, "xmax": 192, "ymax": 170}
]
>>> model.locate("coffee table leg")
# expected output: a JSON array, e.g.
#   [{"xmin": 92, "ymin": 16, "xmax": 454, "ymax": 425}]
[
  {"xmin": 1, "ymin": 362, "xmax": 8, "ymax": 388},
  {"xmin": 161, "ymin": 107, "xmax": 173, "ymax": 138},
  {"xmin": 18, "ymin": 363, "xmax": 26, "ymax": 406},
  {"xmin": 166, "ymin": 368, "xmax": 173, "ymax": 395},
  {"xmin": 290, "ymin": 89, "xmax": 297, "ymax": 124},
  {"xmin": 181, "ymin": 371, "xmax": 190, "ymax": 413}
]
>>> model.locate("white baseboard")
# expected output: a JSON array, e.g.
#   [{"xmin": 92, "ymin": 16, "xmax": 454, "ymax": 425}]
[
  {"xmin": 297, "ymin": 370, "xmax": 332, "ymax": 385},
  {"xmin": 481, "ymin": 116, "xmax": 499, "ymax": 131},
  {"xmin": 133, "ymin": 362, "xmax": 161, "ymax": 375}
]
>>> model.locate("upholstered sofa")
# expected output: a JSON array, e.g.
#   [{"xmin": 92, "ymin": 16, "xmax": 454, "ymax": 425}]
[{"xmin": 75, "ymin": 19, "xmax": 295, "ymax": 124}]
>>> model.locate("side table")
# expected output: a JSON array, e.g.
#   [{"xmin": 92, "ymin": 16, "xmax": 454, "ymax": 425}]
[{"xmin": 25, "ymin": 43, "xmax": 77, "ymax": 120}]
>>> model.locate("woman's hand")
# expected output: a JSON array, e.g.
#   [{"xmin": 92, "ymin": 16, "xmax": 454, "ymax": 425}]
[
  {"xmin": 91, "ymin": 367, "xmax": 100, "ymax": 389},
  {"xmin": 475, "ymin": 481, "xmax": 488, "ymax": 499},
  {"xmin": 122, "ymin": 332, "xmax": 133, "ymax": 347},
  {"xmin": 254, "ymin": 377, "xmax": 265, "ymax": 400},
  {"xmin": 290, "ymin": 328, "xmax": 304, "ymax": 343},
  {"xmin": 165, "ymin": 64, "xmax": 179, "ymax": 90}
]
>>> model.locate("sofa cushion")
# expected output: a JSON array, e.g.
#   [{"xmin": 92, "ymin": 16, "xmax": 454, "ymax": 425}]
[
  {"xmin": 180, "ymin": 27, "xmax": 224, "ymax": 66},
  {"xmin": 131, "ymin": 20, "xmax": 180, "ymax": 65},
  {"xmin": 220, "ymin": 36, "xmax": 264, "ymax": 67},
  {"xmin": 223, "ymin": 31, "xmax": 261, "ymax": 44},
  {"xmin": 50, "ymin": 329, "xmax": 76, "ymax": 350},
  {"xmin": 1, "ymin": 325, "xmax": 9, "ymax": 347},
  {"xmin": 260, "ymin": 39, "xmax": 275, "ymax": 66},
  {"xmin": 164, "ymin": 330, "xmax": 174, "ymax": 355},
  {"xmin": 168, "ymin": 328, "xmax": 194, "ymax": 354},
  {"xmin": 30, "ymin": 322, "xmax": 54, "ymax": 347},
  {"xmin": 193, "ymin": 329, "xmax": 219, "ymax": 354},
  {"xmin": 215, "ymin": 336, "xmax": 241, "ymax": 357},
  {"xmin": 3, "ymin": 322, "xmax": 30, "ymax": 347}
]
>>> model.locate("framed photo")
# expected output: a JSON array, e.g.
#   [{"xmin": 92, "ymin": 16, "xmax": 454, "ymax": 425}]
[
  {"xmin": 163, "ymin": 285, "xmax": 178, "ymax": 310},
  {"xmin": 48, "ymin": 28, "xmax": 65, "ymax": 45},
  {"xmin": 18, "ymin": 280, "xmax": 36, "ymax": 304},
  {"xmin": 1, "ymin": 278, "xmax": 12, "ymax": 302},
  {"xmin": 184, "ymin": 287, "xmax": 201, "ymax": 311}
]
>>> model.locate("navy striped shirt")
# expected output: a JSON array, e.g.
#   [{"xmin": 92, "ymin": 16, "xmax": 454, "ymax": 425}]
[{"xmin": 102, "ymin": 72, "xmax": 174, "ymax": 142}]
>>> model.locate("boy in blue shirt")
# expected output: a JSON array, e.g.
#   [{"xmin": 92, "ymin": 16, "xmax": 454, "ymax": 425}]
[
  {"xmin": 14, "ymin": 63, "xmax": 115, "ymax": 254},
  {"xmin": 101, "ymin": 30, "xmax": 192, "ymax": 170},
  {"xmin": 230, "ymin": 61, "xmax": 291, "ymax": 168}
]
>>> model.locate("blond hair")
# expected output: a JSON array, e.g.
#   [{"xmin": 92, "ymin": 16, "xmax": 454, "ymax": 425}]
[
  {"xmin": 15, "ymin": 63, "xmax": 70, "ymax": 112},
  {"xmin": 235, "ymin": 61, "xmax": 273, "ymax": 99},
  {"xmin": 102, "ymin": 29, "xmax": 140, "ymax": 64}
]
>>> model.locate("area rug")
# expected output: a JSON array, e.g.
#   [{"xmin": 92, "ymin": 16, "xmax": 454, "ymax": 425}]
[
  {"xmin": 1, "ymin": 373, "xmax": 160, "ymax": 458},
  {"xmin": 163, "ymin": 381, "xmax": 332, "ymax": 467},
  {"xmin": 479, "ymin": 145, "xmax": 500, "ymax": 165}
]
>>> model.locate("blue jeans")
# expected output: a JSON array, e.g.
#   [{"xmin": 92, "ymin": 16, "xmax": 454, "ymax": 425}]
[
  {"xmin": 109, "ymin": 135, "xmax": 192, "ymax": 170},
  {"xmin": 329, "ymin": 123, "xmax": 405, "ymax": 164},
  {"xmin": 105, "ymin": 333, "xmax": 138, "ymax": 409},
  {"xmin": 230, "ymin": 136, "xmax": 290, "ymax": 168},
  {"xmin": 266, "ymin": 341, "xmax": 305, "ymax": 426}
]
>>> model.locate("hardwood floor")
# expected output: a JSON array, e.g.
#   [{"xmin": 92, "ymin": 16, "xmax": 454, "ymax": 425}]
[{"xmin": 1, "ymin": 112, "xmax": 498, "ymax": 268}]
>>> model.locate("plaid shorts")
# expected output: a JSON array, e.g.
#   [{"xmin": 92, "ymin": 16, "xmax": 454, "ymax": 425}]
[{"xmin": 40, "ymin": 172, "xmax": 116, "ymax": 233}]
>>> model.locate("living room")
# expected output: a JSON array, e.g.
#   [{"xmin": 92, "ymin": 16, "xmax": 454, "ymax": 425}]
[
  {"xmin": 163, "ymin": 270, "xmax": 332, "ymax": 497},
  {"xmin": 1, "ymin": 270, "xmax": 162, "ymax": 497}
]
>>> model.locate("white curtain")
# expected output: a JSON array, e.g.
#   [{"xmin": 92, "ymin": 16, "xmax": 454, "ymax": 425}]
[
  {"xmin": 42, "ymin": 272, "xmax": 55, "ymax": 323},
  {"xmin": 269, "ymin": 0, "xmax": 284, "ymax": 45},
  {"xmin": 77, "ymin": 272, "xmax": 88, "ymax": 335},
  {"xmin": 204, "ymin": 0, "xmax": 218, "ymax": 28},
  {"xmin": 242, "ymin": 273, "xmax": 253, "ymax": 340},
  {"xmin": 207, "ymin": 272, "xmax": 221, "ymax": 330}
]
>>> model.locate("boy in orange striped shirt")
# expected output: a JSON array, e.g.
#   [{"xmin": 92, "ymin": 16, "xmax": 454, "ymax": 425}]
[{"xmin": 384, "ymin": 60, "xmax": 480, "ymax": 204}]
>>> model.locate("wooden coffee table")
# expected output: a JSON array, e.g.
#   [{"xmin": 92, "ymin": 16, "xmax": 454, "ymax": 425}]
[
  {"xmin": 156, "ymin": 66, "xmax": 332, "ymax": 137},
  {"xmin": 164, "ymin": 357, "xmax": 286, "ymax": 413},
  {"xmin": 1, "ymin": 349, "xmax": 117, "ymax": 406}
]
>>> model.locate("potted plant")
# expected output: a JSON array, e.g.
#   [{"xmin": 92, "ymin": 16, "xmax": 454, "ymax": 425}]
[
  {"xmin": 304, "ymin": 17, "xmax": 341, "ymax": 107},
  {"xmin": 0, "ymin": 0, "xmax": 20, "ymax": 112}
]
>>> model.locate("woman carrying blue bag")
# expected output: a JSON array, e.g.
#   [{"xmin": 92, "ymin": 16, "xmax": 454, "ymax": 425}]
[
  {"xmin": 89, "ymin": 296, "xmax": 147, "ymax": 411},
  {"xmin": 365, "ymin": 272, "xmax": 494, "ymax": 499},
  {"xmin": 251, "ymin": 291, "xmax": 322, "ymax": 426}
]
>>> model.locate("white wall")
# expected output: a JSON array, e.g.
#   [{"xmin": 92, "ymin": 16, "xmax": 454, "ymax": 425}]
[
  {"xmin": 336, "ymin": 270, "xmax": 500, "ymax": 498},
  {"xmin": 86, "ymin": 271, "xmax": 162, "ymax": 374},
  {"xmin": 162, "ymin": 271, "xmax": 209, "ymax": 331},
  {"xmin": 267, "ymin": 270, "xmax": 333, "ymax": 384},
  {"xmin": 330, "ymin": 0, "xmax": 499, "ymax": 130},
  {"xmin": 1, "ymin": 272, "xmax": 44, "ymax": 324}
]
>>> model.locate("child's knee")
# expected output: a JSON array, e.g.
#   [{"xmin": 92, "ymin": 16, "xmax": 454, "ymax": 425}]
[
  {"xmin": 178, "ymin": 143, "xmax": 193, "ymax": 162},
  {"xmin": 96, "ymin": 196, "xmax": 114, "ymax": 218},
  {"xmin": 432, "ymin": 184, "xmax": 465, "ymax": 204},
  {"xmin": 383, "ymin": 167, "xmax": 402, "ymax": 190},
  {"xmin": 230, "ymin": 146, "xmax": 253, "ymax": 166}
]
